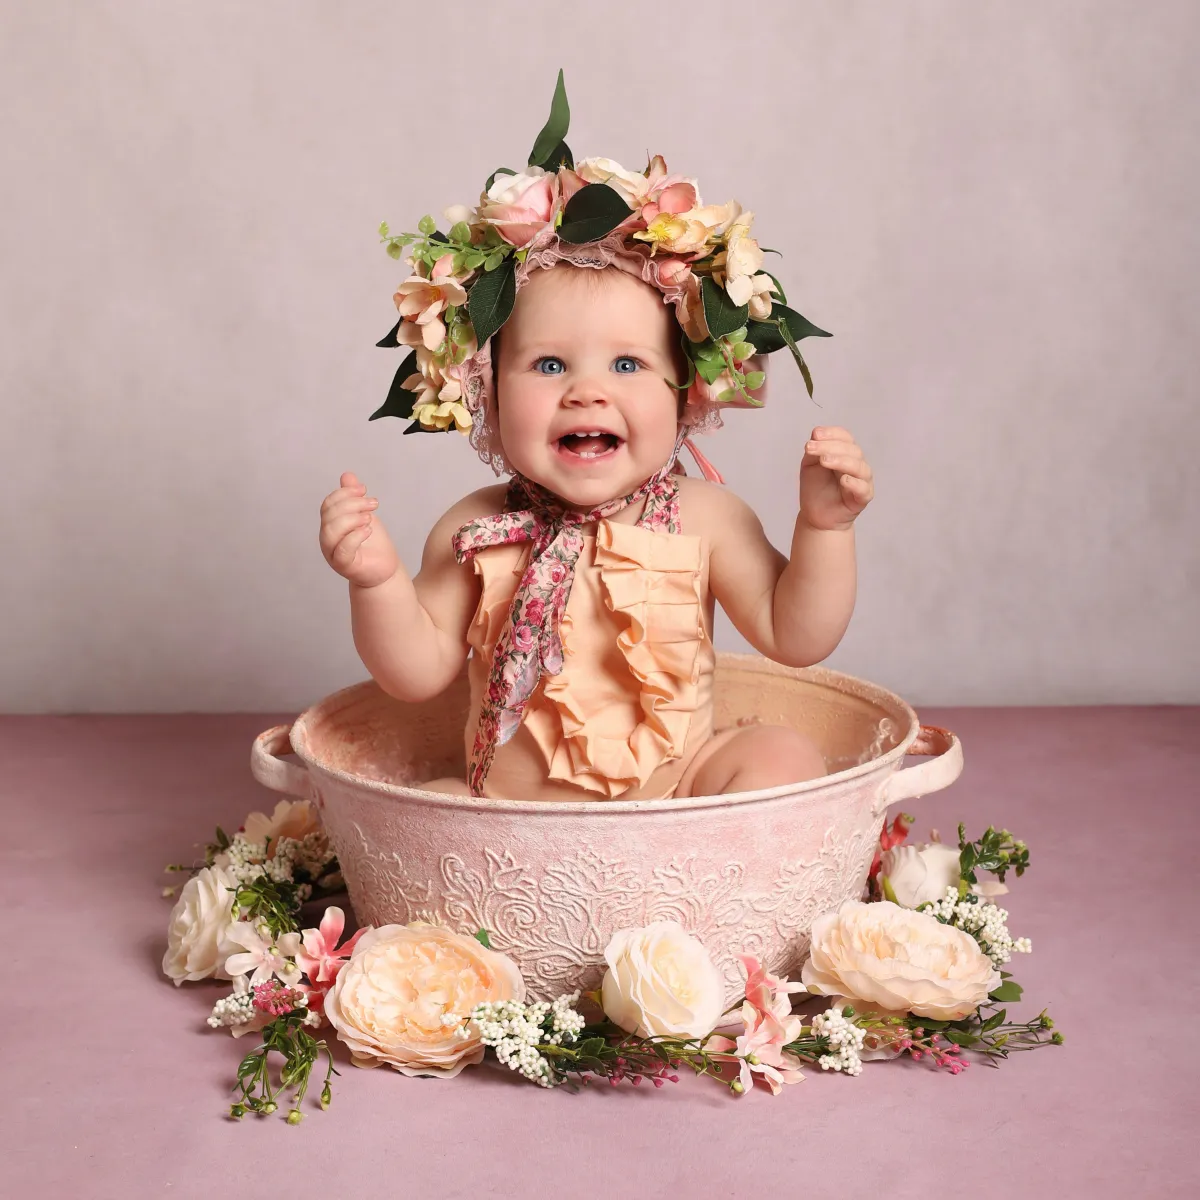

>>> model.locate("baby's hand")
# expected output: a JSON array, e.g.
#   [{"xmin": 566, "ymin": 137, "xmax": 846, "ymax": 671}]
[
  {"xmin": 319, "ymin": 472, "xmax": 400, "ymax": 588},
  {"xmin": 799, "ymin": 426, "xmax": 874, "ymax": 532}
]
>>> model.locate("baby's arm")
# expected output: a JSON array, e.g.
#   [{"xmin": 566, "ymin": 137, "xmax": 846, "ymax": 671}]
[
  {"xmin": 319, "ymin": 473, "xmax": 503, "ymax": 702},
  {"xmin": 704, "ymin": 426, "xmax": 874, "ymax": 667}
]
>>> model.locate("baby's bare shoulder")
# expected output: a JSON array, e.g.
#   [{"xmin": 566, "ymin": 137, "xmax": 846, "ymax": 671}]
[
  {"xmin": 675, "ymin": 476, "xmax": 761, "ymax": 540},
  {"xmin": 420, "ymin": 484, "xmax": 509, "ymax": 564}
]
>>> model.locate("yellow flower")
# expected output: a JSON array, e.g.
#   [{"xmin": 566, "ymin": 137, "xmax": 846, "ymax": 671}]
[{"xmin": 411, "ymin": 399, "xmax": 473, "ymax": 432}]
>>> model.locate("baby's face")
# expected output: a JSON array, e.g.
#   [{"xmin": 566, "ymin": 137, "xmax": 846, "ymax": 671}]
[{"xmin": 494, "ymin": 266, "xmax": 683, "ymax": 510}]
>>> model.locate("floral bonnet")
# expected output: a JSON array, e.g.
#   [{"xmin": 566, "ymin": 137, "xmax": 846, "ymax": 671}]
[{"xmin": 371, "ymin": 70, "xmax": 830, "ymax": 481}]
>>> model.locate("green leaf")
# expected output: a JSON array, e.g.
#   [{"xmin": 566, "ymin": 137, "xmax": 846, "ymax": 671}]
[
  {"xmin": 774, "ymin": 313, "xmax": 816, "ymax": 397},
  {"xmin": 744, "ymin": 370, "xmax": 765, "ymax": 391},
  {"xmin": 533, "ymin": 138, "xmax": 574, "ymax": 171},
  {"xmin": 473, "ymin": 928, "xmax": 493, "ymax": 949},
  {"xmin": 988, "ymin": 981, "xmax": 1024, "ymax": 1003},
  {"xmin": 764, "ymin": 271, "xmax": 788, "ymax": 304},
  {"xmin": 666, "ymin": 337, "xmax": 697, "ymax": 392},
  {"xmin": 483, "ymin": 251, "xmax": 506, "ymax": 271},
  {"xmin": 527, "ymin": 68, "xmax": 570, "ymax": 168},
  {"xmin": 700, "ymin": 277, "xmax": 749, "ymax": 341},
  {"xmin": 943, "ymin": 1028, "xmax": 978, "ymax": 1047},
  {"xmin": 449, "ymin": 221, "xmax": 472, "ymax": 243},
  {"xmin": 467, "ymin": 255, "xmax": 517, "ymax": 346},
  {"xmin": 744, "ymin": 304, "xmax": 832, "ymax": 354},
  {"xmin": 557, "ymin": 183, "xmax": 631, "ymax": 244},
  {"xmin": 385, "ymin": 241, "xmax": 403, "ymax": 260},
  {"xmin": 378, "ymin": 221, "xmax": 390, "ymax": 238},
  {"xmin": 980, "ymin": 1009, "xmax": 1006, "ymax": 1032},
  {"xmin": 375, "ymin": 318, "xmax": 403, "ymax": 348},
  {"xmin": 576, "ymin": 1037, "xmax": 605, "ymax": 1060},
  {"xmin": 368, "ymin": 352, "xmax": 419, "ymax": 421},
  {"xmin": 417, "ymin": 214, "xmax": 436, "ymax": 236},
  {"xmin": 214, "ymin": 826, "xmax": 231, "ymax": 850},
  {"xmin": 484, "ymin": 166, "xmax": 516, "ymax": 193},
  {"xmin": 464, "ymin": 250, "xmax": 487, "ymax": 270},
  {"xmin": 237, "ymin": 1052, "xmax": 262, "ymax": 1079}
]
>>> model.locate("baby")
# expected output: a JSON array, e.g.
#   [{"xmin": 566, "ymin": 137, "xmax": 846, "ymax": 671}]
[{"xmin": 319, "ymin": 260, "xmax": 873, "ymax": 801}]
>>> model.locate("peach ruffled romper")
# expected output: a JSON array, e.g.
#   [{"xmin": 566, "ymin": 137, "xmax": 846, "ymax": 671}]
[{"xmin": 464, "ymin": 519, "xmax": 716, "ymax": 801}]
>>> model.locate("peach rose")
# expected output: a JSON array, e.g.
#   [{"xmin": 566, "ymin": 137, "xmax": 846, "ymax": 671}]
[
  {"xmin": 601, "ymin": 921, "xmax": 725, "ymax": 1040},
  {"xmin": 324, "ymin": 924, "xmax": 525, "ymax": 1078},
  {"xmin": 801, "ymin": 900, "xmax": 1002, "ymax": 1021},
  {"xmin": 240, "ymin": 799, "xmax": 321, "ymax": 849}
]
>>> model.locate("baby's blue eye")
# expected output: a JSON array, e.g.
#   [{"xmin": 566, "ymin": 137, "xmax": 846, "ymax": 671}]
[
  {"xmin": 613, "ymin": 356, "xmax": 641, "ymax": 374},
  {"xmin": 534, "ymin": 357, "xmax": 565, "ymax": 375}
]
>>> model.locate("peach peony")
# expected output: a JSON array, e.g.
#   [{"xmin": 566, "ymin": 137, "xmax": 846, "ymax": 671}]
[
  {"xmin": 801, "ymin": 900, "xmax": 1002, "ymax": 1021},
  {"xmin": 240, "ymin": 798, "xmax": 321, "ymax": 850},
  {"xmin": 324, "ymin": 923, "xmax": 525, "ymax": 1078}
]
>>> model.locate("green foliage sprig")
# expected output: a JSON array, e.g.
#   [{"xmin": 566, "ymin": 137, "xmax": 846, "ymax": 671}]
[{"xmin": 230, "ymin": 1009, "xmax": 339, "ymax": 1124}]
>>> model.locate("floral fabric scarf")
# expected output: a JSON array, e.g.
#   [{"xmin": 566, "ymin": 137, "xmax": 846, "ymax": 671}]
[{"xmin": 452, "ymin": 452, "xmax": 683, "ymax": 797}]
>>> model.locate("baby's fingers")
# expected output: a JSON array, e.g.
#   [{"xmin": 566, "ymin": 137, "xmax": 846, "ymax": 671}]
[
  {"xmin": 329, "ymin": 522, "xmax": 371, "ymax": 569},
  {"xmin": 320, "ymin": 508, "xmax": 374, "ymax": 557}
]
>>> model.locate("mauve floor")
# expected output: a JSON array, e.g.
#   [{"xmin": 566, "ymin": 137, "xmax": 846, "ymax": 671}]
[{"xmin": 4, "ymin": 706, "xmax": 1197, "ymax": 1199}]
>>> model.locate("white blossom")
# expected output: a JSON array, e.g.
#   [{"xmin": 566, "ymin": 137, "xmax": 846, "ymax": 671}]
[
  {"xmin": 919, "ymin": 887, "xmax": 1032, "ymax": 966},
  {"xmin": 810, "ymin": 1006, "xmax": 866, "ymax": 1076},
  {"xmin": 469, "ymin": 992, "xmax": 585, "ymax": 1088}
]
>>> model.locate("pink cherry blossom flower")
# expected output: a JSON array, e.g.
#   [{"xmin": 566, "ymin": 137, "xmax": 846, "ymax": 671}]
[
  {"xmin": 295, "ymin": 906, "xmax": 365, "ymax": 985},
  {"xmin": 224, "ymin": 922, "xmax": 302, "ymax": 986}
]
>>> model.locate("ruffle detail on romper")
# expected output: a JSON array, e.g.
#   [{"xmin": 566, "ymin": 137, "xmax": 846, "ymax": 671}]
[{"xmin": 526, "ymin": 521, "xmax": 705, "ymax": 798}]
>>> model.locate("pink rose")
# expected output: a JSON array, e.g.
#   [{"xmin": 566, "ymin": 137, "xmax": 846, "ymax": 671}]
[
  {"xmin": 513, "ymin": 623, "xmax": 534, "ymax": 653},
  {"xmin": 478, "ymin": 168, "xmax": 556, "ymax": 248},
  {"xmin": 524, "ymin": 597, "xmax": 546, "ymax": 627},
  {"xmin": 548, "ymin": 562, "xmax": 566, "ymax": 585}
]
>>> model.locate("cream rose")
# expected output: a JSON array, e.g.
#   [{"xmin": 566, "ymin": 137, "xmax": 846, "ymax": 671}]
[
  {"xmin": 575, "ymin": 156, "xmax": 651, "ymax": 206},
  {"xmin": 162, "ymin": 865, "xmax": 238, "ymax": 985},
  {"xmin": 324, "ymin": 923, "xmax": 525, "ymax": 1078},
  {"xmin": 880, "ymin": 842, "xmax": 963, "ymax": 909},
  {"xmin": 601, "ymin": 921, "xmax": 726, "ymax": 1040},
  {"xmin": 801, "ymin": 900, "xmax": 1002, "ymax": 1021}
]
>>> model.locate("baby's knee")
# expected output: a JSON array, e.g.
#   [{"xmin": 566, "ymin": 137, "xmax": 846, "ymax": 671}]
[{"xmin": 745, "ymin": 725, "xmax": 827, "ymax": 781}]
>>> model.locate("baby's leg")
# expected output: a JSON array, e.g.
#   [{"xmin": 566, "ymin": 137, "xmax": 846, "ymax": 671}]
[
  {"xmin": 417, "ymin": 776, "xmax": 471, "ymax": 795},
  {"xmin": 676, "ymin": 725, "xmax": 827, "ymax": 798}
]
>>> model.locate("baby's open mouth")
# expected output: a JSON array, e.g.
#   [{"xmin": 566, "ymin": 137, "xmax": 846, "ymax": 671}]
[{"xmin": 556, "ymin": 431, "xmax": 623, "ymax": 460}]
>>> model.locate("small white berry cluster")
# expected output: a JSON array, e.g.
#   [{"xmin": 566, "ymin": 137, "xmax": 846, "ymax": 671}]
[
  {"xmin": 921, "ymin": 887, "xmax": 1032, "ymax": 966},
  {"xmin": 810, "ymin": 1006, "xmax": 866, "ymax": 1076},
  {"xmin": 468, "ymin": 993, "xmax": 586, "ymax": 1088},
  {"xmin": 207, "ymin": 988, "xmax": 256, "ymax": 1029},
  {"xmin": 219, "ymin": 831, "xmax": 335, "ymax": 896}
]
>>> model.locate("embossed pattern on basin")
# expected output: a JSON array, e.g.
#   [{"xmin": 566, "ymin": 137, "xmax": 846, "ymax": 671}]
[{"xmin": 251, "ymin": 653, "xmax": 963, "ymax": 1002}]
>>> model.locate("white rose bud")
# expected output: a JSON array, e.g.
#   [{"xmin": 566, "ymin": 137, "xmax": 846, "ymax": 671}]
[
  {"xmin": 601, "ymin": 921, "xmax": 725, "ymax": 1040},
  {"xmin": 880, "ymin": 842, "xmax": 962, "ymax": 909}
]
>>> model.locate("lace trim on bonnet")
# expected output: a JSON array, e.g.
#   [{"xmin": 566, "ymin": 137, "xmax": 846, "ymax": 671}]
[{"xmin": 461, "ymin": 229, "xmax": 768, "ymax": 477}]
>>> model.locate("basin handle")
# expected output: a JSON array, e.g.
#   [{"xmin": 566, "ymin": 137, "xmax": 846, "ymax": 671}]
[
  {"xmin": 250, "ymin": 724, "xmax": 310, "ymax": 797},
  {"xmin": 873, "ymin": 725, "xmax": 963, "ymax": 815}
]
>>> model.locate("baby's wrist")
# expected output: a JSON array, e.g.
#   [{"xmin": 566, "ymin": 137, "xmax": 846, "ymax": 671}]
[{"xmin": 797, "ymin": 510, "xmax": 856, "ymax": 536}]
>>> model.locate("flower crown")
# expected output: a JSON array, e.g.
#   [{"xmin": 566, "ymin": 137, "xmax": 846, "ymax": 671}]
[{"xmin": 370, "ymin": 70, "xmax": 831, "ymax": 472}]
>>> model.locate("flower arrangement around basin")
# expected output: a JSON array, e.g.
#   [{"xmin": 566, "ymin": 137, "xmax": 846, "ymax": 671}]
[{"xmin": 163, "ymin": 803, "xmax": 1060, "ymax": 1121}]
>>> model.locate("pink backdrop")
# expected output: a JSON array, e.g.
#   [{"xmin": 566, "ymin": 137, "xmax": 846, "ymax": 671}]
[{"xmin": 2, "ymin": 0, "xmax": 1197, "ymax": 712}]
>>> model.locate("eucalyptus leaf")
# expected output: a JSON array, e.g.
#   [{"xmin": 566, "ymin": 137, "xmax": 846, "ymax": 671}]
[
  {"xmin": 369, "ymin": 352, "xmax": 419, "ymax": 421},
  {"xmin": 527, "ymin": 68, "xmax": 570, "ymax": 168},
  {"xmin": 700, "ymin": 277, "xmax": 749, "ymax": 341},
  {"xmin": 557, "ymin": 183, "xmax": 631, "ymax": 244},
  {"xmin": 375, "ymin": 319, "xmax": 403, "ymax": 348},
  {"xmin": 473, "ymin": 928, "xmax": 493, "ymax": 949},
  {"xmin": 467, "ymin": 255, "xmax": 517, "ymax": 346}
]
